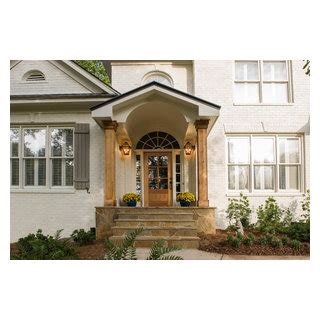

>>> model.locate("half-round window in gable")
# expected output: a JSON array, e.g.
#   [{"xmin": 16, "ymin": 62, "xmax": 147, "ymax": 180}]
[
  {"xmin": 143, "ymin": 72, "xmax": 173, "ymax": 87},
  {"xmin": 136, "ymin": 131, "xmax": 180, "ymax": 149},
  {"xmin": 23, "ymin": 70, "xmax": 46, "ymax": 82}
]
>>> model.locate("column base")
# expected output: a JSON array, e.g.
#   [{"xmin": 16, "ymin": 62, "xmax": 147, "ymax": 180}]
[
  {"xmin": 104, "ymin": 199, "xmax": 117, "ymax": 206},
  {"xmin": 198, "ymin": 200, "xmax": 209, "ymax": 208}
]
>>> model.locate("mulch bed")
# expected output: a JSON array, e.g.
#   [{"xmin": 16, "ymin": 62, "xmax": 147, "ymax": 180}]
[
  {"xmin": 75, "ymin": 241, "xmax": 106, "ymax": 260},
  {"xmin": 198, "ymin": 230, "xmax": 310, "ymax": 256},
  {"xmin": 10, "ymin": 230, "xmax": 310, "ymax": 259}
]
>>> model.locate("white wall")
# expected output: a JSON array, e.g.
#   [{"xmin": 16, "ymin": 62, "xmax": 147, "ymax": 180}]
[
  {"xmin": 193, "ymin": 60, "xmax": 310, "ymax": 228},
  {"xmin": 111, "ymin": 61, "xmax": 193, "ymax": 94},
  {"xmin": 10, "ymin": 112, "xmax": 105, "ymax": 241}
]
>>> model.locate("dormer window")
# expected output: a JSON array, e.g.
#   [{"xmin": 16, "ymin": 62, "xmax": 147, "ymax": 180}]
[
  {"xmin": 24, "ymin": 70, "xmax": 46, "ymax": 82},
  {"xmin": 143, "ymin": 71, "xmax": 173, "ymax": 87}
]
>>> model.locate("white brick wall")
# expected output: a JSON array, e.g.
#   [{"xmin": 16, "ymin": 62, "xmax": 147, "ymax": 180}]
[{"xmin": 10, "ymin": 112, "xmax": 105, "ymax": 241}]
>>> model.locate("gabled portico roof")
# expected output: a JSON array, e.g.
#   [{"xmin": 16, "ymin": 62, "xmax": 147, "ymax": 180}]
[{"xmin": 91, "ymin": 81, "xmax": 221, "ymax": 112}]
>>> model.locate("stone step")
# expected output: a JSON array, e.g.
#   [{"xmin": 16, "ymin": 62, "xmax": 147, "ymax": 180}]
[
  {"xmin": 109, "ymin": 235, "xmax": 200, "ymax": 249},
  {"xmin": 116, "ymin": 207, "xmax": 196, "ymax": 214},
  {"xmin": 111, "ymin": 226, "xmax": 197, "ymax": 237},
  {"xmin": 117, "ymin": 212, "xmax": 194, "ymax": 220},
  {"xmin": 114, "ymin": 219, "xmax": 196, "ymax": 228}
]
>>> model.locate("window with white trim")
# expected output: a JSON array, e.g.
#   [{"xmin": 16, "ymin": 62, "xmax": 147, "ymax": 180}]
[
  {"xmin": 227, "ymin": 135, "xmax": 302, "ymax": 192},
  {"xmin": 234, "ymin": 60, "xmax": 292, "ymax": 104},
  {"xmin": 10, "ymin": 126, "xmax": 74, "ymax": 188}
]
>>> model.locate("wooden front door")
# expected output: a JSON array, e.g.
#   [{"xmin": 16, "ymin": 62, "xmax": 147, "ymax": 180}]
[{"xmin": 144, "ymin": 152, "xmax": 172, "ymax": 207}]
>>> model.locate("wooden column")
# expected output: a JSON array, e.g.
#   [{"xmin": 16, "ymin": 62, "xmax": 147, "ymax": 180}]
[
  {"xmin": 195, "ymin": 120, "xmax": 210, "ymax": 207},
  {"xmin": 102, "ymin": 120, "xmax": 118, "ymax": 206}
]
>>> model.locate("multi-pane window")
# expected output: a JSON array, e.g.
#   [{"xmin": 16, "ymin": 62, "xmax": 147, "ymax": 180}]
[
  {"xmin": 227, "ymin": 135, "xmax": 302, "ymax": 192},
  {"xmin": 10, "ymin": 126, "xmax": 74, "ymax": 188},
  {"xmin": 234, "ymin": 61, "xmax": 292, "ymax": 104}
]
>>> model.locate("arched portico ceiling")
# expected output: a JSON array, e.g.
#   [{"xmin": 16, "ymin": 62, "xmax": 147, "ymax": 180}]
[{"xmin": 91, "ymin": 81, "xmax": 221, "ymax": 128}]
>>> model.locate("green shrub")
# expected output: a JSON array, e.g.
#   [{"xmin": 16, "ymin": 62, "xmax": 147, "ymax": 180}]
[
  {"xmin": 12, "ymin": 229, "xmax": 78, "ymax": 260},
  {"xmin": 105, "ymin": 228, "xmax": 183, "ymax": 260},
  {"xmin": 71, "ymin": 228, "xmax": 95, "ymax": 246},
  {"xmin": 290, "ymin": 239, "xmax": 302, "ymax": 250},
  {"xmin": 284, "ymin": 221, "xmax": 310, "ymax": 242},
  {"xmin": 226, "ymin": 192, "xmax": 252, "ymax": 229},
  {"xmin": 227, "ymin": 235, "xmax": 242, "ymax": 248},
  {"xmin": 243, "ymin": 233, "xmax": 255, "ymax": 246},
  {"xmin": 270, "ymin": 237, "xmax": 283, "ymax": 249},
  {"xmin": 256, "ymin": 197, "xmax": 283, "ymax": 234},
  {"xmin": 257, "ymin": 236, "xmax": 268, "ymax": 246},
  {"xmin": 281, "ymin": 236, "xmax": 290, "ymax": 246}
]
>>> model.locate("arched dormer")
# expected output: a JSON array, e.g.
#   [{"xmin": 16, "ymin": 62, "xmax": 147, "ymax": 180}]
[{"xmin": 142, "ymin": 71, "xmax": 173, "ymax": 87}]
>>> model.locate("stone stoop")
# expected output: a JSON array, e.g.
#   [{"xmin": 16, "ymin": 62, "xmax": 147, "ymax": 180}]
[
  {"xmin": 108, "ymin": 209, "xmax": 200, "ymax": 249},
  {"xmin": 96, "ymin": 207, "xmax": 216, "ymax": 249}
]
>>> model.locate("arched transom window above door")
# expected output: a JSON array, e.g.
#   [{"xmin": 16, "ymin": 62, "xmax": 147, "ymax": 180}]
[
  {"xmin": 136, "ymin": 132, "xmax": 180, "ymax": 149},
  {"xmin": 142, "ymin": 71, "xmax": 173, "ymax": 87}
]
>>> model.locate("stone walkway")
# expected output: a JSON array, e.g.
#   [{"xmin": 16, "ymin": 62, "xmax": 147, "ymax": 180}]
[{"xmin": 136, "ymin": 248, "xmax": 309, "ymax": 260}]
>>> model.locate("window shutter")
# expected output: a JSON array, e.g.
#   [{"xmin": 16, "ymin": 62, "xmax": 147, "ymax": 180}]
[{"xmin": 74, "ymin": 123, "xmax": 90, "ymax": 190}]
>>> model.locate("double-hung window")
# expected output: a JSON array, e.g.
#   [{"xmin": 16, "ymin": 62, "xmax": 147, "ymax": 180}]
[
  {"xmin": 10, "ymin": 126, "xmax": 74, "ymax": 188},
  {"xmin": 234, "ymin": 60, "xmax": 292, "ymax": 104},
  {"xmin": 227, "ymin": 135, "xmax": 302, "ymax": 193}
]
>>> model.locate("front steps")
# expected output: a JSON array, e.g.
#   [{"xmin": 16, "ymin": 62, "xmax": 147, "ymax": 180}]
[{"xmin": 109, "ymin": 208, "xmax": 200, "ymax": 249}]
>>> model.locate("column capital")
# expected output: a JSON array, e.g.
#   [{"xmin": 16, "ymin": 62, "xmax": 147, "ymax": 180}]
[
  {"xmin": 194, "ymin": 119, "xmax": 210, "ymax": 130},
  {"xmin": 102, "ymin": 120, "xmax": 118, "ymax": 131}
]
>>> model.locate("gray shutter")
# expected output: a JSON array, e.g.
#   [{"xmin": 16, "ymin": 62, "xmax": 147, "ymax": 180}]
[{"xmin": 74, "ymin": 123, "xmax": 90, "ymax": 190}]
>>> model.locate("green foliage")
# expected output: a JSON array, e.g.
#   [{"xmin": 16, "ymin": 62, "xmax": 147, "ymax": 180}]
[
  {"xmin": 226, "ymin": 192, "xmax": 252, "ymax": 229},
  {"xmin": 256, "ymin": 197, "xmax": 283, "ymax": 234},
  {"xmin": 147, "ymin": 240, "xmax": 183, "ymax": 260},
  {"xmin": 105, "ymin": 228, "xmax": 183, "ymax": 260},
  {"xmin": 281, "ymin": 236, "xmax": 290, "ymax": 246},
  {"xmin": 284, "ymin": 221, "xmax": 310, "ymax": 242},
  {"xmin": 12, "ymin": 229, "xmax": 78, "ymax": 260},
  {"xmin": 105, "ymin": 228, "xmax": 143, "ymax": 260},
  {"xmin": 74, "ymin": 60, "xmax": 110, "ymax": 84},
  {"xmin": 257, "ymin": 236, "xmax": 268, "ymax": 246},
  {"xmin": 227, "ymin": 234, "xmax": 242, "ymax": 248},
  {"xmin": 243, "ymin": 233, "xmax": 255, "ymax": 246},
  {"xmin": 71, "ymin": 228, "xmax": 95, "ymax": 246},
  {"xmin": 290, "ymin": 239, "xmax": 302, "ymax": 250},
  {"xmin": 270, "ymin": 237, "xmax": 283, "ymax": 249}
]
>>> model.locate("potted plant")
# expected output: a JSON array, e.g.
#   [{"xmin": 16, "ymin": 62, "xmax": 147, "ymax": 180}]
[
  {"xmin": 176, "ymin": 192, "xmax": 195, "ymax": 207},
  {"xmin": 122, "ymin": 193, "xmax": 141, "ymax": 207}
]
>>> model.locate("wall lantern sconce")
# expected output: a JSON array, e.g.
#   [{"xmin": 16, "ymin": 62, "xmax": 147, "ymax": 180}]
[
  {"xmin": 184, "ymin": 142, "xmax": 195, "ymax": 155},
  {"xmin": 120, "ymin": 142, "xmax": 131, "ymax": 156}
]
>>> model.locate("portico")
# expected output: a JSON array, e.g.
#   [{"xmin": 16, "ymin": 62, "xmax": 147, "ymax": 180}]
[{"xmin": 91, "ymin": 81, "xmax": 220, "ymax": 208}]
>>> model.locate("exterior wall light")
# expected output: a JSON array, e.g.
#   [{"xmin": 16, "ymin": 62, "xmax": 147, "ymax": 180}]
[
  {"xmin": 184, "ymin": 142, "xmax": 195, "ymax": 155},
  {"xmin": 120, "ymin": 142, "xmax": 131, "ymax": 156}
]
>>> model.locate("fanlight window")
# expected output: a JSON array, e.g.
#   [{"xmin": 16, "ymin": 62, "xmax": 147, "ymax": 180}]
[
  {"xmin": 143, "ymin": 72, "xmax": 173, "ymax": 87},
  {"xmin": 136, "ymin": 132, "xmax": 180, "ymax": 149}
]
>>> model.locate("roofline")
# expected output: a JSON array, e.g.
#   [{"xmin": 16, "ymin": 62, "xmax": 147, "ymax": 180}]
[
  {"xmin": 69, "ymin": 60, "xmax": 121, "ymax": 95},
  {"xmin": 90, "ymin": 81, "xmax": 222, "ymax": 111},
  {"xmin": 11, "ymin": 93, "xmax": 115, "ymax": 100},
  {"xmin": 10, "ymin": 60, "xmax": 121, "ymax": 95}
]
